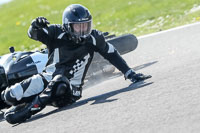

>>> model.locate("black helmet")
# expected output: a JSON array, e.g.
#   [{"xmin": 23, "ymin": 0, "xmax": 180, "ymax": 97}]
[{"xmin": 62, "ymin": 4, "xmax": 92, "ymax": 42}]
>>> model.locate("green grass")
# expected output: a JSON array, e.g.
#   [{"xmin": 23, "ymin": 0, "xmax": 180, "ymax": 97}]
[{"xmin": 0, "ymin": 0, "xmax": 200, "ymax": 54}]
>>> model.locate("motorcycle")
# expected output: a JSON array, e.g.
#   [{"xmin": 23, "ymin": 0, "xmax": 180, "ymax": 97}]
[{"xmin": 0, "ymin": 32, "xmax": 138, "ymax": 110}]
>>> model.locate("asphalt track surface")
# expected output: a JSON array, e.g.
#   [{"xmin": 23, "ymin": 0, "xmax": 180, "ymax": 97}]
[{"xmin": 1, "ymin": 22, "xmax": 200, "ymax": 133}]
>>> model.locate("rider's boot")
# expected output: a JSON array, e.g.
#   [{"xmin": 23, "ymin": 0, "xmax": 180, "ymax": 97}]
[{"xmin": 4, "ymin": 95, "xmax": 46, "ymax": 124}]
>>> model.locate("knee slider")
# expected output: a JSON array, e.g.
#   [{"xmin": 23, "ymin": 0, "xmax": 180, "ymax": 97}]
[
  {"xmin": 48, "ymin": 75, "xmax": 73, "ymax": 107},
  {"xmin": 3, "ymin": 89, "xmax": 18, "ymax": 106},
  {"xmin": 49, "ymin": 75, "xmax": 71, "ymax": 97},
  {"xmin": 55, "ymin": 83, "xmax": 69, "ymax": 96}
]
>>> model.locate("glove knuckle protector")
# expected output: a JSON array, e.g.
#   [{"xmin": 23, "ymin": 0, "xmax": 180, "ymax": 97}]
[{"xmin": 33, "ymin": 16, "xmax": 49, "ymax": 29}]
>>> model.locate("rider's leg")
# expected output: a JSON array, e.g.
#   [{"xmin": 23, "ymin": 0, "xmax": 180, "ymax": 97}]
[
  {"xmin": 4, "ymin": 74, "xmax": 82, "ymax": 124},
  {"xmin": 2, "ymin": 74, "xmax": 48, "ymax": 124},
  {"xmin": 2, "ymin": 74, "xmax": 48, "ymax": 106},
  {"xmin": 42, "ymin": 74, "xmax": 82, "ymax": 107}
]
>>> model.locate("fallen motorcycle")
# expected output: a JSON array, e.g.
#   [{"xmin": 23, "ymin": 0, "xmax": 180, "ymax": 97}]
[{"xmin": 0, "ymin": 32, "xmax": 138, "ymax": 110}]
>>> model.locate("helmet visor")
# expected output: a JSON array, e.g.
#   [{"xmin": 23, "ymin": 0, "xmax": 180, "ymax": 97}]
[{"xmin": 70, "ymin": 20, "xmax": 92, "ymax": 37}]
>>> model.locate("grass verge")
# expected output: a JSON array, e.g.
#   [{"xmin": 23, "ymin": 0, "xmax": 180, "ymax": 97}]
[{"xmin": 0, "ymin": 0, "xmax": 200, "ymax": 54}]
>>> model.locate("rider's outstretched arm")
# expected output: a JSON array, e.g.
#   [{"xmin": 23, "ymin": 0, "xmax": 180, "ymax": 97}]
[
  {"xmin": 91, "ymin": 30, "xmax": 130, "ymax": 75},
  {"xmin": 27, "ymin": 17, "xmax": 55, "ymax": 45},
  {"xmin": 90, "ymin": 29, "xmax": 152, "ymax": 82}
]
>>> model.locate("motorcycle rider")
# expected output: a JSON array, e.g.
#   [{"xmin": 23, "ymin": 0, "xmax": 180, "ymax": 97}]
[{"xmin": 1, "ymin": 4, "xmax": 151, "ymax": 124}]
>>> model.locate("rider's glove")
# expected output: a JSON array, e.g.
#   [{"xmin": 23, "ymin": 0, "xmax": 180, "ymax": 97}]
[
  {"xmin": 125, "ymin": 69, "xmax": 152, "ymax": 83},
  {"xmin": 31, "ymin": 16, "xmax": 50, "ymax": 29}
]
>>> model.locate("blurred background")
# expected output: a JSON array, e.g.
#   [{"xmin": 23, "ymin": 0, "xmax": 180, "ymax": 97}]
[{"xmin": 0, "ymin": 0, "xmax": 200, "ymax": 54}]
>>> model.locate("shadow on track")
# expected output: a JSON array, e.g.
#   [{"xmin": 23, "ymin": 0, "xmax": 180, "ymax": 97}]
[
  {"xmin": 25, "ymin": 80, "xmax": 153, "ymax": 124},
  {"xmin": 79, "ymin": 81, "xmax": 153, "ymax": 105}
]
